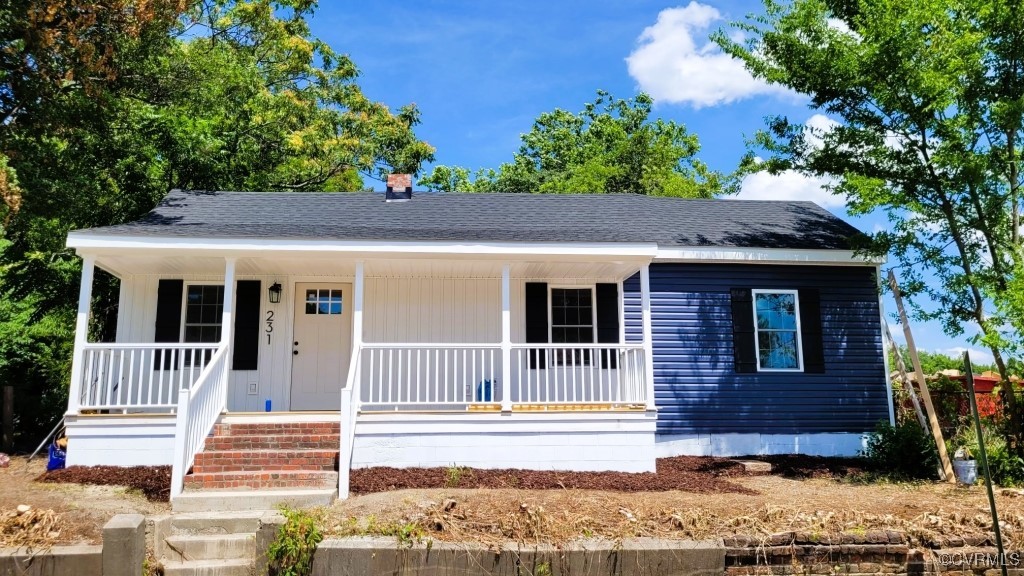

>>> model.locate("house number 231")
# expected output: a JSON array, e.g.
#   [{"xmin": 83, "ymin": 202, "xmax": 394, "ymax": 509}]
[{"xmin": 265, "ymin": 310, "xmax": 274, "ymax": 344}]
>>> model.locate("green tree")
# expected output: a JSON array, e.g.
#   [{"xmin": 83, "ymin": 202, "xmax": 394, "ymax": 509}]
[
  {"xmin": 419, "ymin": 91, "xmax": 730, "ymax": 197},
  {"xmin": 715, "ymin": 0, "xmax": 1024, "ymax": 452},
  {"xmin": 0, "ymin": 0, "xmax": 434, "ymax": 447}
]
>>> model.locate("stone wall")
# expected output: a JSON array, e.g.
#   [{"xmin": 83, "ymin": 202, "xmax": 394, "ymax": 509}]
[{"xmin": 724, "ymin": 530, "xmax": 1022, "ymax": 576}]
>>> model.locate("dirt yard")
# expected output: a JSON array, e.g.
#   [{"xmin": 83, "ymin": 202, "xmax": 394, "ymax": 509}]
[
  {"xmin": 331, "ymin": 465, "xmax": 1024, "ymax": 549},
  {"xmin": 4, "ymin": 454, "xmax": 1024, "ymax": 550},
  {"xmin": 0, "ymin": 456, "xmax": 170, "ymax": 546}
]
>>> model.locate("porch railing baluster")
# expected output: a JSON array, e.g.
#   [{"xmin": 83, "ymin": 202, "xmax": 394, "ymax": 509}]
[
  {"xmin": 73, "ymin": 344, "xmax": 218, "ymax": 412},
  {"xmin": 354, "ymin": 343, "xmax": 646, "ymax": 412}
]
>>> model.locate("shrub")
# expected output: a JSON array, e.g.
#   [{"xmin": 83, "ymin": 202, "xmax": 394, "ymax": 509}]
[
  {"xmin": 268, "ymin": 508, "xmax": 323, "ymax": 576},
  {"xmin": 986, "ymin": 443, "xmax": 1024, "ymax": 487},
  {"xmin": 949, "ymin": 418, "xmax": 1024, "ymax": 486},
  {"xmin": 862, "ymin": 420, "xmax": 939, "ymax": 480}
]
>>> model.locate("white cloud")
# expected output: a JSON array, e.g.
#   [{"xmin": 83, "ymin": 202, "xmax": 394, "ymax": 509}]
[
  {"xmin": 734, "ymin": 170, "xmax": 841, "ymax": 207},
  {"xmin": 731, "ymin": 114, "xmax": 843, "ymax": 207},
  {"xmin": 826, "ymin": 18, "xmax": 851, "ymax": 34},
  {"xmin": 887, "ymin": 322, "xmax": 905, "ymax": 343},
  {"xmin": 804, "ymin": 114, "xmax": 841, "ymax": 148},
  {"xmin": 937, "ymin": 347, "xmax": 995, "ymax": 366},
  {"xmin": 626, "ymin": 3, "xmax": 796, "ymax": 108}
]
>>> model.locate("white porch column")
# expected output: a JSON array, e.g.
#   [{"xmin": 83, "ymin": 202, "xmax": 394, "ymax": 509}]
[
  {"xmin": 219, "ymin": 258, "xmax": 237, "ymax": 347},
  {"xmin": 339, "ymin": 260, "xmax": 364, "ymax": 500},
  {"xmin": 66, "ymin": 255, "xmax": 96, "ymax": 415},
  {"xmin": 219, "ymin": 258, "xmax": 237, "ymax": 407},
  {"xmin": 353, "ymin": 261, "xmax": 364, "ymax": 348},
  {"xmin": 500, "ymin": 264, "xmax": 512, "ymax": 412},
  {"xmin": 640, "ymin": 264, "xmax": 656, "ymax": 411}
]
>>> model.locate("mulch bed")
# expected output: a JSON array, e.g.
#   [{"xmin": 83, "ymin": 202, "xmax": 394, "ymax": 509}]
[
  {"xmin": 38, "ymin": 466, "xmax": 171, "ymax": 502},
  {"xmin": 350, "ymin": 456, "xmax": 758, "ymax": 495},
  {"xmin": 755, "ymin": 455, "xmax": 867, "ymax": 479},
  {"xmin": 30, "ymin": 456, "xmax": 870, "ymax": 502}
]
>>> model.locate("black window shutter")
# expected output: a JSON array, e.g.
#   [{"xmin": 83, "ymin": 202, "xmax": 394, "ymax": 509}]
[
  {"xmin": 154, "ymin": 279, "xmax": 184, "ymax": 369},
  {"xmin": 730, "ymin": 288, "xmax": 757, "ymax": 373},
  {"xmin": 595, "ymin": 283, "xmax": 620, "ymax": 369},
  {"xmin": 232, "ymin": 280, "xmax": 261, "ymax": 371},
  {"xmin": 799, "ymin": 288, "xmax": 825, "ymax": 373},
  {"xmin": 525, "ymin": 282, "xmax": 548, "ymax": 369}
]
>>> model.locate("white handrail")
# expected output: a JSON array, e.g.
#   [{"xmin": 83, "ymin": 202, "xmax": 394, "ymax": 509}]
[
  {"xmin": 509, "ymin": 343, "xmax": 644, "ymax": 350},
  {"xmin": 169, "ymin": 345, "xmax": 229, "ymax": 500},
  {"xmin": 510, "ymin": 344, "xmax": 647, "ymax": 406},
  {"xmin": 81, "ymin": 343, "xmax": 218, "ymax": 350},
  {"xmin": 361, "ymin": 343, "xmax": 502, "ymax": 349},
  {"xmin": 361, "ymin": 345, "xmax": 502, "ymax": 408},
  {"xmin": 78, "ymin": 344, "xmax": 219, "ymax": 412},
  {"xmin": 338, "ymin": 344, "xmax": 362, "ymax": 500}
]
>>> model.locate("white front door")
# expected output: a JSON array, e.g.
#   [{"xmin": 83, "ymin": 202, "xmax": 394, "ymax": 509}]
[{"xmin": 290, "ymin": 283, "xmax": 352, "ymax": 410}]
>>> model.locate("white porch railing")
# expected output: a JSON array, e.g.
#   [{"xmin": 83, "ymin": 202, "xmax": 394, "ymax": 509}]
[
  {"xmin": 360, "ymin": 344, "xmax": 503, "ymax": 409},
  {"xmin": 169, "ymin": 345, "xmax": 230, "ymax": 500},
  {"xmin": 357, "ymin": 343, "xmax": 647, "ymax": 411},
  {"xmin": 79, "ymin": 343, "xmax": 219, "ymax": 411},
  {"xmin": 510, "ymin": 344, "xmax": 646, "ymax": 406}
]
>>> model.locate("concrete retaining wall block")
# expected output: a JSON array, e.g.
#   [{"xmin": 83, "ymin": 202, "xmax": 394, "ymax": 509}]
[{"xmin": 102, "ymin": 513, "xmax": 145, "ymax": 576}]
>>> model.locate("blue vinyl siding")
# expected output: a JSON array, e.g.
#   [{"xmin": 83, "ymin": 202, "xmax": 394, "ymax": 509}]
[{"xmin": 624, "ymin": 264, "xmax": 888, "ymax": 435}]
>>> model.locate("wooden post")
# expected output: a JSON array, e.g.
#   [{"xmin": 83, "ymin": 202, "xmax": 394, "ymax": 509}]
[
  {"xmin": 887, "ymin": 271, "xmax": 955, "ymax": 482},
  {"xmin": 883, "ymin": 321, "xmax": 928, "ymax": 432},
  {"xmin": 1, "ymin": 386, "xmax": 12, "ymax": 452}
]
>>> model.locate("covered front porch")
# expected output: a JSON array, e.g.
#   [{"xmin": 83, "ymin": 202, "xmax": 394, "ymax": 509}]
[{"xmin": 64, "ymin": 245, "xmax": 659, "ymax": 498}]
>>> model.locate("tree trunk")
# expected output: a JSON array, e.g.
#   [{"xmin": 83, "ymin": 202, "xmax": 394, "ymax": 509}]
[{"xmin": 1, "ymin": 386, "xmax": 12, "ymax": 452}]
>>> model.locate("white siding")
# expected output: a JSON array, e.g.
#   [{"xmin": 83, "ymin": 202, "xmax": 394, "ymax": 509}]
[
  {"xmin": 363, "ymin": 277, "xmax": 500, "ymax": 343},
  {"xmin": 352, "ymin": 413, "xmax": 656, "ymax": 473},
  {"xmin": 114, "ymin": 274, "xmax": 297, "ymax": 412},
  {"xmin": 65, "ymin": 415, "xmax": 176, "ymax": 466}
]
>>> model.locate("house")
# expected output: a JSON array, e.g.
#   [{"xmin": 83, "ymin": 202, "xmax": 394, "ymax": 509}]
[{"xmin": 62, "ymin": 176, "xmax": 892, "ymax": 504}]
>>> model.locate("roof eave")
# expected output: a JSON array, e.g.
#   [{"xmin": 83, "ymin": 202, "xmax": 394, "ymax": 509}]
[
  {"xmin": 653, "ymin": 246, "xmax": 885, "ymax": 266},
  {"xmin": 66, "ymin": 232, "xmax": 660, "ymax": 260}
]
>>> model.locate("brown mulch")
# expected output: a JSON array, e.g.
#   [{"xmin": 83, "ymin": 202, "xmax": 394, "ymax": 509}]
[
  {"xmin": 28, "ymin": 456, "xmax": 868, "ymax": 503},
  {"xmin": 38, "ymin": 466, "xmax": 172, "ymax": 502},
  {"xmin": 755, "ymin": 455, "xmax": 868, "ymax": 479},
  {"xmin": 350, "ymin": 456, "xmax": 757, "ymax": 495}
]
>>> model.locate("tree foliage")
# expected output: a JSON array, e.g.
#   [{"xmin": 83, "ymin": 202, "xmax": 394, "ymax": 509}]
[
  {"xmin": 0, "ymin": 0, "xmax": 434, "ymax": 447},
  {"xmin": 419, "ymin": 91, "xmax": 731, "ymax": 197},
  {"xmin": 716, "ymin": 0, "xmax": 1024, "ymax": 452}
]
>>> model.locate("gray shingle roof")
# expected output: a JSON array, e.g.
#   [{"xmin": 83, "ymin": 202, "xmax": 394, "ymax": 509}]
[{"xmin": 72, "ymin": 190, "xmax": 863, "ymax": 250}]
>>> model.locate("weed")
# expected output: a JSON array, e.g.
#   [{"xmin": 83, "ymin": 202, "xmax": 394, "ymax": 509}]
[
  {"xmin": 444, "ymin": 465, "xmax": 468, "ymax": 488},
  {"xmin": 267, "ymin": 507, "xmax": 324, "ymax": 576}
]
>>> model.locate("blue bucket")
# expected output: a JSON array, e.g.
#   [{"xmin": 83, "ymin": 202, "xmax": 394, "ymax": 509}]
[
  {"xmin": 475, "ymin": 379, "xmax": 493, "ymax": 402},
  {"xmin": 47, "ymin": 442, "xmax": 66, "ymax": 472}
]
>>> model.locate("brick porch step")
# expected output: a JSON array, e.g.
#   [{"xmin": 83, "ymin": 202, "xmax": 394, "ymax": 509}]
[
  {"xmin": 192, "ymin": 449, "xmax": 338, "ymax": 474},
  {"xmin": 203, "ymin": 434, "xmax": 340, "ymax": 451},
  {"xmin": 183, "ymin": 470, "xmax": 338, "ymax": 490},
  {"xmin": 212, "ymin": 422, "xmax": 340, "ymax": 436},
  {"xmin": 185, "ymin": 420, "xmax": 342, "ymax": 493}
]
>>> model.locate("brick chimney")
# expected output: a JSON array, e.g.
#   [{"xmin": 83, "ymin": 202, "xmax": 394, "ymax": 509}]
[{"xmin": 385, "ymin": 173, "xmax": 413, "ymax": 202}]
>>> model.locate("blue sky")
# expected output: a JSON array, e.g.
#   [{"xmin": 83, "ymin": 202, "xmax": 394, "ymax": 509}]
[{"xmin": 311, "ymin": 0, "xmax": 988, "ymax": 364}]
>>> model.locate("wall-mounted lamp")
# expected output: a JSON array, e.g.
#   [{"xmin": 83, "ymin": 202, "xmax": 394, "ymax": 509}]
[{"xmin": 268, "ymin": 282, "xmax": 282, "ymax": 304}]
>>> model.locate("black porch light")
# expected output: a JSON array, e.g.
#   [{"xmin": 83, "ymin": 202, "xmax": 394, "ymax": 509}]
[{"xmin": 268, "ymin": 282, "xmax": 282, "ymax": 304}]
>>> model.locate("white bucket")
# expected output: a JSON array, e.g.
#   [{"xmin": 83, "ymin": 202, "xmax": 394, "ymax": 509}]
[{"xmin": 953, "ymin": 459, "xmax": 977, "ymax": 485}]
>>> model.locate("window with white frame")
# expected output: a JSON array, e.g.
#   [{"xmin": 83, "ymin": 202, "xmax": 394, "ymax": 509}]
[
  {"xmin": 752, "ymin": 290, "xmax": 802, "ymax": 371},
  {"xmin": 183, "ymin": 284, "xmax": 224, "ymax": 343},
  {"xmin": 550, "ymin": 287, "xmax": 594, "ymax": 365}
]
